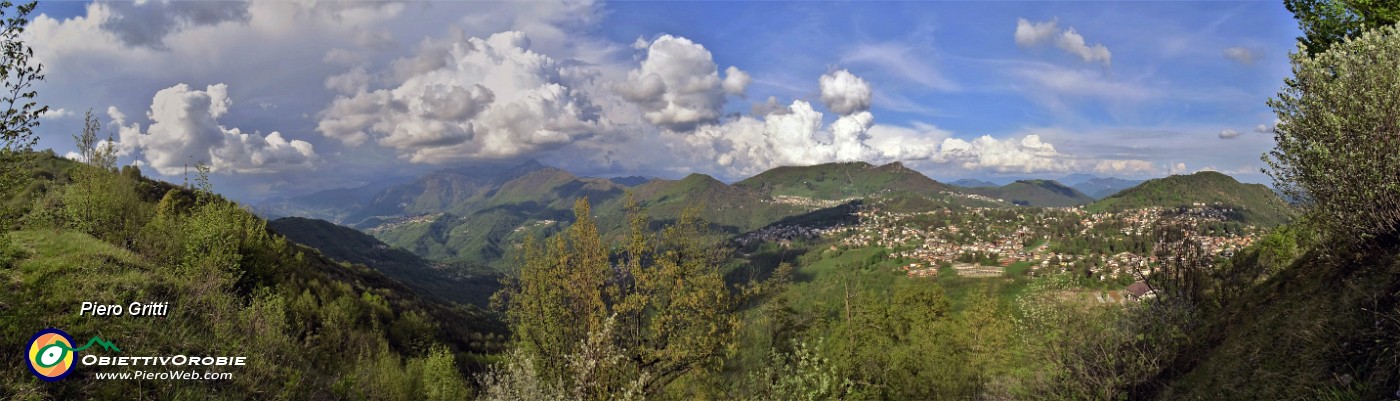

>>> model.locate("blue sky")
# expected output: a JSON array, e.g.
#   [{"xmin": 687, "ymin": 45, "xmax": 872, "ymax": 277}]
[{"xmin": 24, "ymin": 1, "xmax": 1301, "ymax": 201}]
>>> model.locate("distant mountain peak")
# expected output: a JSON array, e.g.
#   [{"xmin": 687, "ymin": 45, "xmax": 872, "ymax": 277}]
[
  {"xmin": 962, "ymin": 179, "xmax": 1094, "ymax": 207},
  {"xmin": 1056, "ymin": 173, "xmax": 1102, "ymax": 186},
  {"xmin": 681, "ymin": 172, "xmax": 723, "ymax": 184},
  {"xmin": 608, "ymin": 176, "xmax": 652, "ymax": 187},
  {"xmin": 951, "ymin": 178, "xmax": 998, "ymax": 188}
]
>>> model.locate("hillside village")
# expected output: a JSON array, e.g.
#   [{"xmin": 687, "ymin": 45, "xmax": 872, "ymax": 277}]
[{"xmin": 737, "ymin": 200, "xmax": 1263, "ymax": 285}]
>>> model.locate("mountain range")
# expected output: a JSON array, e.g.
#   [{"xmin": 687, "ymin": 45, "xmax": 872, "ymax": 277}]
[
  {"xmin": 951, "ymin": 174, "xmax": 1143, "ymax": 199},
  {"xmin": 257, "ymin": 162, "xmax": 1293, "ymax": 271}
]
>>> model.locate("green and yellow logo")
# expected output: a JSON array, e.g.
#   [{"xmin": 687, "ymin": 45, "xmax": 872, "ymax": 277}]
[{"xmin": 26, "ymin": 328, "xmax": 120, "ymax": 381}]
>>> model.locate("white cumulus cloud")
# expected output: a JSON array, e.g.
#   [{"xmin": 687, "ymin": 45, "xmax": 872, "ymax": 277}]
[
  {"xmin": 722, "ymin": 66, "xmax": 750, "ymax": 97},
  {"xmin": 1015, "ymin": 18, "xmax": 1112, "ymax": 67},
  {"xmin": 40, "ymin": 108, "xmax": 74, "ymax": 120},
  {"xmin": 1218, "ymin": 129, "xmax": 1241, "ymax": 139},
  {"xmin": 819, "ymin": 69, "xmax": 873, "ymax": 116},
  {"xmin": 317, "ymin": 30, "xmax": 604, "ymax": 163},
  {"xmin": 680, "ymin": 100, "xmax": 881, "ymax": 176},
  {"xmin": 112, "ymin": 83, "xmax": 317, "ymax": 175},
  {"xmin": 933, "ymin": 134, "xmax": 1075, "ymax": 173},
  {"xmin": 668, "ymin": 69, "xmax": 1080, "ymax": 177},
  {"xmin": 617, "ymin": 35, "xmax": 748, "ymax": 132}
]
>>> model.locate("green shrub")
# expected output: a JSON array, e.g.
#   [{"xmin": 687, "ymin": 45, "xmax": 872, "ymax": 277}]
[{"xmin": 1265, "ymin": 24, "xmax": 1400, "ymax": 245}]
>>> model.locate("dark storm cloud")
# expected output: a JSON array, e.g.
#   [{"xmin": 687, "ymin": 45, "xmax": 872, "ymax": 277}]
[{"xmin": 100, "ymin": 1, "xmax": 249, "ymax": 49}]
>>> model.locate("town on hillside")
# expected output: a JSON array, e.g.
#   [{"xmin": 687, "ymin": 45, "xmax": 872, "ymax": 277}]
[{"xmin": 737, "ymin": 201, "xmax": 1262, "ymax": 293}]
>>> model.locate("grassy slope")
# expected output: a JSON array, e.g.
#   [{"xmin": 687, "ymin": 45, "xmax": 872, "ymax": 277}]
[
  {"xmin": 1088, "ymin": 171, "xmax": 1295, "ymax": 226},
  {"xmin": 1153, "ymin": 247, "xmax": 1400, "ymax": 400}
]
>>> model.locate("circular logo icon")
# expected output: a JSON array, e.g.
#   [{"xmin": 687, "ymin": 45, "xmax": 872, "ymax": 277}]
[{"xmin": 27, "ymin": 328, "xmax": 76, "ymax": 381}]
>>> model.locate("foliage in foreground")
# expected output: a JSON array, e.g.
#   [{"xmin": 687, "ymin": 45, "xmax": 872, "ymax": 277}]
[
  {"xmin": 0, "ymin": 152, "xmax": 491, "ymax": 400},
  {"xmin": 1266, "ymin": 23, "xmax": 1400, "ymax": 247}
]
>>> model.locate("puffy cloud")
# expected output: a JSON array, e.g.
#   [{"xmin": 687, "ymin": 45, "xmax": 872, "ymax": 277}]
[
  {"xmin": 1223, "ymin": 47, "xmax": 1256, "ymax": 65},
  {"xmin": 722, "ymin": 66, "xmax": 750, "ymax": 96},
  {"xmin": 40, "ymin": 108, "xmax": 74, "ymax": 120},
  {"xmin": 1057, "ymin": 29, "xmax": 1112, "ymax": 66},
  {"xmin": 113, "ymin": 83, "xmax": 318, "ymax": 175},
  {"xmin": 1015, "ymin": 18, "xmax": 1112, "ymax": 66},
  {"xmin": 933, "ymin": 134, "xmax": 1075, "ymax": 173},
  {"xmin": 1218, "ymin": 129, "xmax": 1241, "ymax": 139},
  {"xmin": 1014, "ymin": 18, "xmax": 1059, "ymax": 46},
  {"xmin": 678, "ymin": 100, "xmax": 882, "ymax": 176},
  {"xmin": 666, "ymin": 70, "xmax": 1080, "ymax": 177},
  {"xmin": 617, "ymin": 35, "xmax": 748, "ymax": 132},
  {"xmin": 1094, "ymin": 159, "xmax": 1156, "ymax": 175},
  {"xmin": 106, "ymin": 106, "xmax": 126, "ymax": 124},
  {"xmin": 317, "ymin": 31, "xmax": 603, "ymax": 163},
  {"xmin": 680, "ymin": 101, "xmax": 1072, "ymax": 177},
  {"xmin": 865, "ymin": 122, "xmax": 949, "ymax": 161},
  {"xmin": 819, "ymin": 69, "xmax": 873, "ymax": 115}
]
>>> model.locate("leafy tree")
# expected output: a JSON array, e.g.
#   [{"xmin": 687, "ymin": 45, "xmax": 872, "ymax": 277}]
[
  {"xmin": 502, "ymin": 195, "xmax": 756, "ymax": 398},
  {"xmin": 0, "ymin": 0, "xmax": 45, "ymax": 261},
  {"xmin": 1264, "ymin": 24, "xmax": 1400, "ymax": 246},
  {"xmin": 63, "ymin": 110, "xmax": 146, "ymax": 245},
  {"xmin": 1285, "ymin": 0, "xmax": 1400, "ymax": 57},
  {"xmin": 0, "ymin": 0, "xmax": 46, "ymax": 151}
]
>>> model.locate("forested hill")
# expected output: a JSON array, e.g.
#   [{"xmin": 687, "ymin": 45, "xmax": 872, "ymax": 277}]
[
  {"xmin": 734, "ymin": 161, "xmax": 952, "ymax": 199},
  {"xmin": 1087, "ymin": 171, "xmax": 1295, "ymax": 226},
  {"xmin": 0, "ymin": 151, "xmax": 500, "ymax": 399},
  {"xmin": 267, "ymin": 216, "xmax": 502, "ymax": 308},
  {"xmin": 964, "ymin": 179, "xmax": 1096, "ymax": 207}
]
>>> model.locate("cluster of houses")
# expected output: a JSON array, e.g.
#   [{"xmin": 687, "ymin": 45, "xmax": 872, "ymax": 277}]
[
  {"xmin": 766, "ymin": 195, "xmax": 859, "ymax": 209},
  {"xmin": 365, "ymin": 213, "xmax": 446, "ymax": 234},
  {"xmin": 732, "ymin": 199, "xmax": 1264, "ymax": 297}
]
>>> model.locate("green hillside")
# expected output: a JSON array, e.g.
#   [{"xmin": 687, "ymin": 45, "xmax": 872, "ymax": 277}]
[
  {"xmin": 343, "ymin": 162, "xmax": 1001, "ymax": 270},
  {"xmin": 0, "ymin": 152, "xmax": 501, "ymax": 399},
  {"xmin": 734, "ymin": 161, "xmax": 951, "ymax": 199},
  {"xmin": 1154, "ymin": 247, "xmax": 1400, "ymax": 399},
  {"xmin": 965, "ymin": 179, "xmax": 1095, "ymax": 207},
  {"xmin": 1087, "ymin": 171, "xmax": 1295, "ymax": 226},
  {"xmin": 268, "ymin": 217, "xmax": 503, "ymax": 308},
  {"xmin": 363, "ymin": 168, "xmax": 812, "ymax": 268}
]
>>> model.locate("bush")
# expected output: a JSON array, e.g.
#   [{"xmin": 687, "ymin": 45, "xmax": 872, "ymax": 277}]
[{"xmin": 1265, "ymin": 24, "xmax": 1400, "ymax": 245}]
